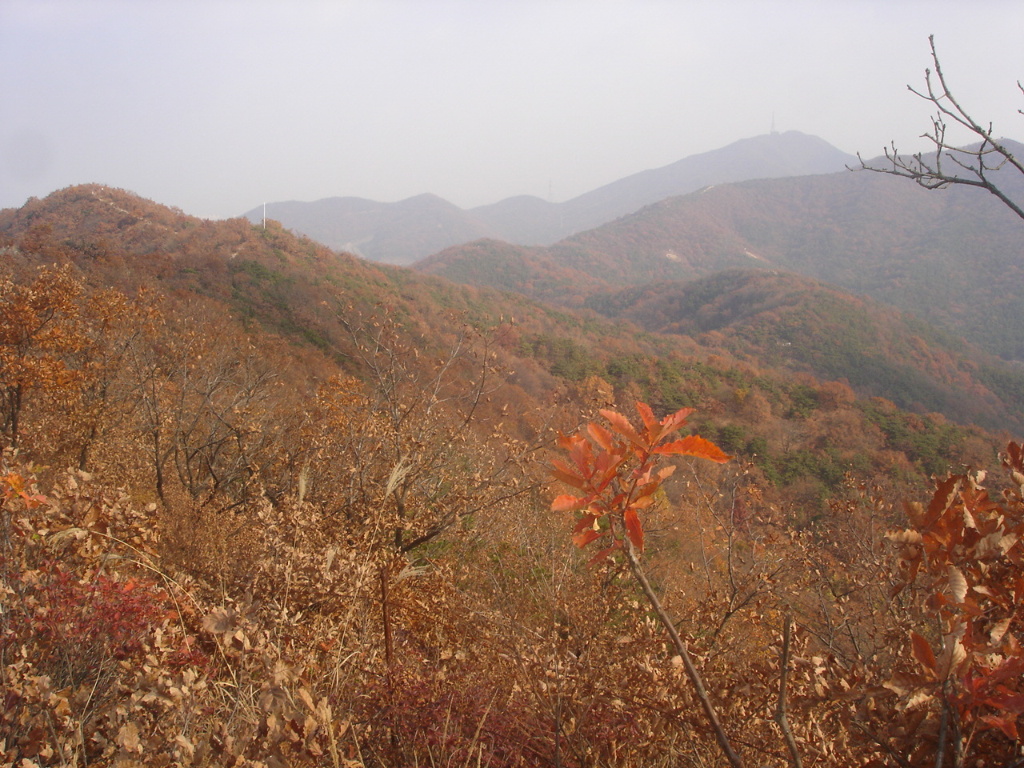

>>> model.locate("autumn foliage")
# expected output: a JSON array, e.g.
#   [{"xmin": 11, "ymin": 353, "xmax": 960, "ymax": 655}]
[
  {"xmin": 881, "ymin": 445, "xmax": 1024, "ymax": 758},
  {"xmin": 551, "ymin": 404, "xmax": 1024, "ymax": 766},
  {"xmin": 1, "ymin": 189, "xmax": 1023, "ymax": 767}
]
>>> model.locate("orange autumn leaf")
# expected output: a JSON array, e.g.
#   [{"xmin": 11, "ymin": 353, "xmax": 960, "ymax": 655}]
[
  {"xmin": 910, "ymin": 630, "xmax": 938, "ymax": 676},
  {"xmin": 655, "ymin": 434, "xmax": 731, "ymax": 463},
  {"xmin": 624, "ymin": 507, "xmax": 644, "ymax": 552},
  {"xmin": 599, "ymin": 408, "xmax": 644, "ymax": 448},
  {"xmin": 551, "ymin": 494, "xmax": 588, "ymax": 512},
  {"xmin": 573, "ymin": 528, "xmax": 602, "ymax": 549}
]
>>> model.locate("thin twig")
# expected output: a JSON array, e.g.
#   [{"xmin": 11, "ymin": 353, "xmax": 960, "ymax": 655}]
[
  {"xmin": 623, "ymin": 538, "xmax": 744, "ymax": 768},
  {"xmin": 774, "ymin": 615, "xmax": 803, "ymax": 768}
]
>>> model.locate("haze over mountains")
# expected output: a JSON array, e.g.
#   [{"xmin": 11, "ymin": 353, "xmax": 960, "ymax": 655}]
[
  {"xmin": 243, "ymin": 131, "xmax": 856, "ymax": 265},
  {"xmin": 237, "ymin": 127, "xmax": 1024, "ymax": 420},
  {"xmin": 6, "ymin": 129, "xmax": 1024, "ymax": 433},
  {"xmin": 418, "ymin": 139, "xmax": 1024, "ymax": 365},
  {"xmin": 6, "ymin": 180, "xmax": 1024, "ymax": 438}
]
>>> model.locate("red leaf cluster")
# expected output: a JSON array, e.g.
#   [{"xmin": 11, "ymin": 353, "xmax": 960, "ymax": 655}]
[{"xmin": 552, "ymin": 401, "xmax": 730, "ymax": 559}]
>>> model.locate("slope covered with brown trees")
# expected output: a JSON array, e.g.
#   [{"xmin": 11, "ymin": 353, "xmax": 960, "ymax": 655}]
[
  {"xmin": 1, "ymin": 185, "xmax": 1022, "ymax": 766},
  {"xmin": 418, "ymin": 151, "xmax": 1024, "ymax": 363},
  {"xmin": 586, "ymin": 269, "xmax": 1024, "ymax": 434}
]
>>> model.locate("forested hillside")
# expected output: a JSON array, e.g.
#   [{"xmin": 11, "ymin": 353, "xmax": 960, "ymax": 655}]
[
  {"xmin": 1, "ymin": 185, "xmax": 1022, "ymax": 767},
  {"xmin": 417, "ymin": 242, "xmax": 1024, "ymax": 436},
  {"xmin": 586, "ymin": 269, "xmax": 1024, "ymax": 434},
  {"xmin": 418, "ymin": 150, "xmax": 1024, "ymax": 363}
]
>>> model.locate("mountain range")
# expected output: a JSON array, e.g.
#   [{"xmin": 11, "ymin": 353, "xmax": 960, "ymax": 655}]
[
  {"xmin": 417, "ymin": 142, "xmax": 1024, "ymax": 365},
  {"xmin": 6, "ymin": 181, "xmax": 1024, "ymax": 442},
  {"xmin": 243, "ymin": 131, "xmax": 856, "ymax": 264},
  {"xmin": 6, "ymin": 126, "xmax": 1024, "ymax": 441}
]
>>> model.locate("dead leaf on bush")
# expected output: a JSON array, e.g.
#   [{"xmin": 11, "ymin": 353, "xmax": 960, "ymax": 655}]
[
  {"xmin": 116, "ymin": 721, "xmax": 142, "ymax": 753},
  {"xmin": 202, "ymin": 607, "xmax": 237, "ymax": 634}
]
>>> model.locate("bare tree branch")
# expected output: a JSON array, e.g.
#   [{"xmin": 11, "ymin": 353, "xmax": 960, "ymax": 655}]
[
  {"xmin": 774, "ymin": 615, "xmax": 803, "ymax": 768},
  {"xmin": 856, "ymin": 35, "xmax": 1024, "ymax": 221},
  {"xmin": 623, "ymin": 537, "xmax": 745, "ymax": 768}
]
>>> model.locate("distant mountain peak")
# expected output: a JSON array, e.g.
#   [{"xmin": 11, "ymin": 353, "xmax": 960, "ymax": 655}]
[{"xmin": 244, "ymin": 132, "xmax": 855, "ymax": 264}]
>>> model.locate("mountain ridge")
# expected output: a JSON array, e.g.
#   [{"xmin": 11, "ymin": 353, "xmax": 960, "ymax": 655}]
[
  {"xmin": 7, "ymin": 183, "xmax": 1024, "ymax": 438},
  {"xmin": 585, "ymin": 268, "xmax": 1024, "ymax": 432},
  {"xmin": 418, "ymin": 145, "xmax": 1024, "ymax": 363},
  {"xmin": 242, "ymin": 131, "xmax": 855, "ymax": 264},
  {"xmin": 482, "ymin": 130, "xmax": 857, "ymax": 243}
]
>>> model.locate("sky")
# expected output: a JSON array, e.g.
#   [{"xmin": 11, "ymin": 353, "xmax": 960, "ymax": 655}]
[{"xmin": 2, "ymin": 0, "xmax": 1023, "ymax": 220}]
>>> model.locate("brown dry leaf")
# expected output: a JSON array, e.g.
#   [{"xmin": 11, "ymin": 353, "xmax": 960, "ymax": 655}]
[
  {"xmin": 50, "ymin": 689, "xmax": 72, "ymax": 718},
  {"xmin": 174, "ymin": 734, "xmax": 195, "ymax": 757},
  {"xmin": 947, "ymin": 565, "xmax": 968, "ymax": 604},
  {"xmin": 260, "ymin": 686, "xmax": 288, "ymax": 714},
  {"xmin": 298, "ymin": 687, "xmax": 316, "ymax": 714},
  {"xmin": 272, "ymin": 659, "xmax": 293, "ymax": 685},
  {"xmin": 903, "ymin": 501, "xmax": 927, "ymax": 528},
  {"xmin": 201, "ymin": 607, "xmax": 236, "ymax": 635},
  {"xmin": 882, "ymin": 671, "xmax": 917, "ymax": 697},
  {"xmin": 974, "ymin": 531, "xmax": 1004, "ymax": 558},
  {"xmin": 266, "ymin": 712, "xmax": 280, "ymax": 738},
  {"xmin": 937, "ymin": 632, "xmax": 968, "ymax": 678},
  {"xmin": 116, "ymin": 721, "xmax": 142, "ymax": 753},
  {"xmin": 905, "ymin": 689, "xmax": 934, "ymax": 710},
  {"xmin": 950, "ymin": 638, "xmax": 968, "ymax": 669},
  {"xmin": 990, "ymin": 617, "xmax": 1012, "ymax": 645},
  {"xmin": 999, "ymin": 533, "xmax": 1019, "ymax": 555},
  {"xmin": 44, "ymin": 526, "xmax": 88, "ymax": 550}
]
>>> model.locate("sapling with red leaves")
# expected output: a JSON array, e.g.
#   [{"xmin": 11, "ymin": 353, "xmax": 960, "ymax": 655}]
[{"xmin": 551, "ymin": 402, "xmax": 744, "ymax": 768}]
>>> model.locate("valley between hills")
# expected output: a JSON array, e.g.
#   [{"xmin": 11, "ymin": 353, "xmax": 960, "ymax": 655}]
[{"xmin": 2, "ymin": 129, "xmax": 1024, "ymax": 765}]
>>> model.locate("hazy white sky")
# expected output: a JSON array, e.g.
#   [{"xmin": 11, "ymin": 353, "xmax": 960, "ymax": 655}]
[{"xmin": 2, "ymin": 0, "xmax": 1022, "ymax": 219}]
